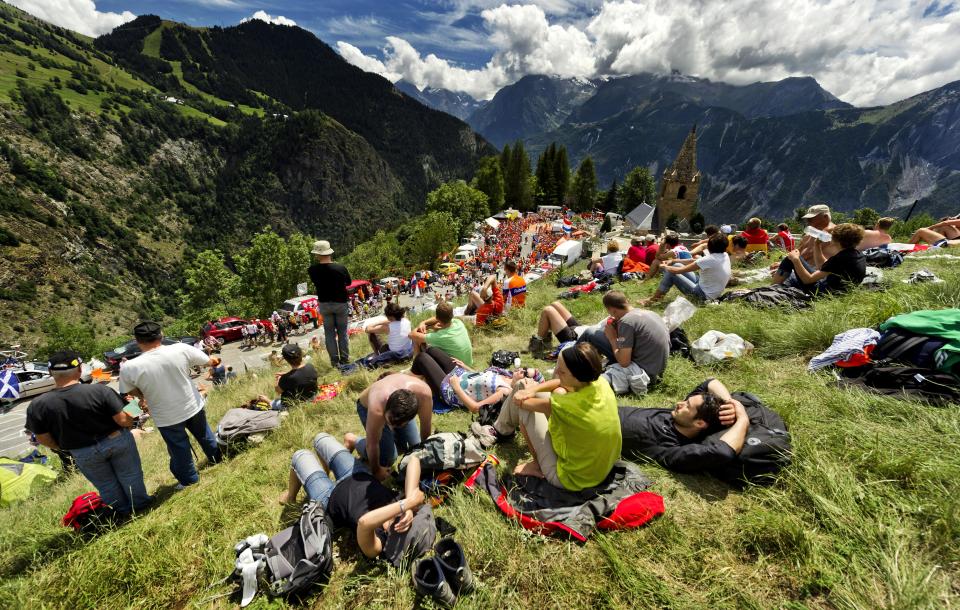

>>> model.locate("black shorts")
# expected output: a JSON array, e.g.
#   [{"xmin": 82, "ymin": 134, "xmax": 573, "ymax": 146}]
[{"xmin": 556, "ymin": 316, "xmax": 580, "ymax": 343}]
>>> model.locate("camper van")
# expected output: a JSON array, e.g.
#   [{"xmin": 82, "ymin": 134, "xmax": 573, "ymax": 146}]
[
  {"xmin": 453, "ymin": 244, "xmax": 478, "ymax": 264},
  {"xmin": 548, "ymin": 240, "xmax": 583, "ymax": 267}
]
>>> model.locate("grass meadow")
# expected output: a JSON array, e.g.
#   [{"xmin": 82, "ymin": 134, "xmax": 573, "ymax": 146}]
[{"xmin": 1, "ymin": 253, "xmax": 959, "ymax": 609}]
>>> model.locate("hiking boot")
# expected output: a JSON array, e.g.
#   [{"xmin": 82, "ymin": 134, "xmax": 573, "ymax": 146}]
[
  {"xmin": 412, "ymin": 557, "xmax": 456, "ymax": 608},
  {"xmin": 470, "ymin": 422, "xmax": 514, "ymax": 447},
  {"xmin": 526, "ymin": 335, "xmax": 551, "ymax": 358},
  {"xmin": 435, "ymin": 538, "xmax": 475, "ymax": 595}
]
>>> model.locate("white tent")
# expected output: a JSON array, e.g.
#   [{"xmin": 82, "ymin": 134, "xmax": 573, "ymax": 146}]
[
  {"xmin": 625, "ymin": 203, "xmax": 655, "ymax": 230},
  {"xmin": 484, "ymin": 217, "xmax": 500, "ymax": 229}
]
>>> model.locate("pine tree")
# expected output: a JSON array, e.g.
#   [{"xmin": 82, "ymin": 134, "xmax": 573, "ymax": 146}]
[
  {"xmin": 553, "ymin": 145, "xmax": 570, "ymax": 205},
  {"xmin": 471, "ymin": 156, "xmax": 505, "ymax": 211},
  {"xmin": 600, "ymin": 179, "xmax": 619, "ymax": 213},
  {"xmin": 534, "ymin": 144, "xmax": 556, "ymax": 207},
  {"xmin": 499, "ymin": 143, "xmax": 512, "ymax": 175},
  {"xmin": 507, "ymin": 140, "xmax": 533, "ymax": 211},
  {"xmin": 570, "ymin": 156, "xmax": 597, "ymax": 212}
]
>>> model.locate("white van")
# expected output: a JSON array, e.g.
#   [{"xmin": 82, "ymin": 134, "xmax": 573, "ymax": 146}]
[
  {"xmin": 281, "ymin": 295, "xmax": 319, "ymax": 317},
  {"xmin": 548, "ymin": 240, "xmax": 583, "ymax": 266},
  {"xmin": 453, "ymin": 244, "xmax": 478, "ymax": 264}
]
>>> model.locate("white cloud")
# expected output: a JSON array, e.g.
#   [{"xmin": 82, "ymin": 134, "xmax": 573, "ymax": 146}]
[
  {"xmin": 8, "ymin": 0, "xmax": 135, "ymax": 37},
  {"xmin": 241, "ymin": 10, "xmax": 297, "ymax": 27},
  {"xmin": 337, "ymin": 0, "xmax": 960, "ymax": 106}
]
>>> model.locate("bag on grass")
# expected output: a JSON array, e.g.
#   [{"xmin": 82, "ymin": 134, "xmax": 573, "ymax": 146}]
[
  {"xmin": 839, "ymin": 365, "xmax": 960, "ymax": 405},
  {"xmin": 397, "ymin": 432, "xmax": 488, "ymax": 475},
  {"xmin": 216, "ymin": 408, "xmax": 281, "ymax": 448},
  {"xmin": 702, "ymin": 392, "xmax": 792, "ymax": 487},
  {"xmin": 62, "ymin": 491, "xmax": 114, "ymax": 532},
  {"xmin": 490, "ymin": 350, "xmax": 519, "ymax": 369},
  {"xmin": 872, "ymin": 328, "xmax": 948, "ymax": 370},
  {"xmin": 861, "ymin": 247, "xmax": 904, "ymax": 268},
  {"xmin": 691, "ymin": 331, "xmax": 754, "ymax": 365},
  {"xmin": 669, "ymin": 327, "xmax": 692, "ymax": 360}
]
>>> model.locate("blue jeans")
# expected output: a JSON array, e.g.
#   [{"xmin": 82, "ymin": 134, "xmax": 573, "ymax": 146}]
[
  {"xmin": 355, "ymin": 400, "xmax": 420, "ymax": 468},
  {"xmin": 658, "ymin": 264, "xmax": 708, "ymax": 300},
  {"xmin": 318, "ymin": 302, "xmax": 351, "ymax": 366},
  {"xmin": 291, "ymin": 433, "xmax": 370, "ymax": 507},
  {"xmin": 578, "ymin": 324, "xmax": 615, "ymax": 362},
  {"xmin": 70, "ymin": 429, "xmax": 151, "ymax": 514},
  {"xmin": 157, "ymin": 409, "xmax": 222, "ymax": 486},
  {"xmin": 777, "ymin": 257, "xmax": 827, "ymax": 293}
]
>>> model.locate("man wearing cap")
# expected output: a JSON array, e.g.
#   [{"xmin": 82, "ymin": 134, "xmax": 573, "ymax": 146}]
[
  {"xmin": 119, "ymin": 321, "xmax": 221, "ymax": 488},
  {"xmin": 642, "ymin": 234, "xmax": 659, "ymax": 266},
  {"xmin": 308, "ymin": 240, "xmax": 352, "ymax": 368},
  {"xmin": 256, "ymin": 343, "xmax": 318, "ymax": 410},
  {"xmin": 798, "ymin": 204, "xmax": 840, "ymax": 260},
  {"xmin": 26, "ymin": 351, "xmax": 151, "ymax": 514}
]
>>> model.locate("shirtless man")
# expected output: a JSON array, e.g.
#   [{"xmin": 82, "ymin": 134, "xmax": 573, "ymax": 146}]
[
  {"xmin": 858, "ymin": 217, "xmax": 895, "ymax": 249},
  {"xmin": 344, "ymin": 373, "xmax": 433, "ymax": 481},
  {"xmin": 798, "ymin": 204, "xmax": 841, "ymax": 260},
  {"xmin": 910, "ymin": 215, "xmax": 960, "ymax": 248}
]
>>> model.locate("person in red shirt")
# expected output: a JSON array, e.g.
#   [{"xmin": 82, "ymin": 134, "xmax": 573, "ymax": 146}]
[
  {"xmin": 626, "ymin": 237, "xmax": 647, "ymax": 263},
  {"xmin": 771, "ymin": 223, "xmax": 795, "ymax": 250},
  {"xmin": 466, "ymin": 274, "xmax": 504, "ymax": 325},
  {"xmin": 643, "ymin": 235, "xmax": 659, "ymax": 265},
  {"xmin": 740, "ymin": 218, "xmax": 769, "ymax": 245}
]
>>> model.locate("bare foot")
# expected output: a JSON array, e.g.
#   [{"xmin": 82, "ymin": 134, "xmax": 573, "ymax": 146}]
[
  {"xmin": 343, "ymin": 433, "xmax": 357, "ymax": 452},
  {"xmin": 278, "ymin": 490, "xmax": 294, "ymax": 504},
  {"xmin": 513, "ymin": 461, "xmax": 544, "ymax": 478}
]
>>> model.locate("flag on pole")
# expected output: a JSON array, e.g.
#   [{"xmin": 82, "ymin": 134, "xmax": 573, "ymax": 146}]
[
  {"xmin": 562, "ymin": 218, "xmax": 573, "ymax": 235},
  {"xmin": 0, "ymin": 369, "xmax": 20, "ymax": 401}
]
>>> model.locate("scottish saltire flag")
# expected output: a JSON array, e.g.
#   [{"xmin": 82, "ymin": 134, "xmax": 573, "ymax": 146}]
[{"xmin": 0, "ymin": 369, "xmax": 19, "ymax": 400}]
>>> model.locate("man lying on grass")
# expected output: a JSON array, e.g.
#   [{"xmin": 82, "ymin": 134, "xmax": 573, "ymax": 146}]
[
  {"xmin": 280, "ymin": 433, "xmax": 433, "ymax": 565},
  {"xmin": 617, "ymin": 378, "xmax": 749, "ymax": 473},
  {"xmin": 471, "ymin": 343, "xmax": 622, "ymax": 491}
]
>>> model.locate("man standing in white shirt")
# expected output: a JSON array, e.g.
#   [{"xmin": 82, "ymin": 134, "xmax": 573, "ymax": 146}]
[{"xmin": 119, "ymin": 321, "xmax": 222, "ymax": 488}]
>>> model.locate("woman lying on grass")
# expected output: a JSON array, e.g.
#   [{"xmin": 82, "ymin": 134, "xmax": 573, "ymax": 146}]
[
  {"xmin": 471, "ymin": 343, "xmax": 622, "ymax": 491},
  {"xmin": 280, "ymin": 433, "xmax": 433, "ymax": 565},
  {"xmin": 411, "ymin": 346, "xmax": 516, "ymax": 413}
]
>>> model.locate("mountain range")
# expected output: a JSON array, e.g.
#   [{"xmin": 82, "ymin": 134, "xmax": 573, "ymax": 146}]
[
  {"xmin": 0, "ymin": 4, "xmax": 491, "ymax": 346},
  {"xmin": 404, "ymin": 72, "xmax": 959, "ymax": 223}
]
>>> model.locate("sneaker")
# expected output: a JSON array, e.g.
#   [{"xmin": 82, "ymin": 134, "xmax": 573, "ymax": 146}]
[
  {"xmin": 435, "ymin": 538, "xmax": 475, "ymax": 595},
  {"xmin": 412, "ymin": 557, "xmax": 456, "ymax": 608},
  {"xmin": 174, "ymin": 483, "xmax": 186, "ymax": 491},
  {"xmin": 469, "ymin": 422, "xmax": 513, "ymax": 447}
]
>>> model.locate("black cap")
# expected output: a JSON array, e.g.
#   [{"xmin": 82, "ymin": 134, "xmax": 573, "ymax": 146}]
[
  {"xmin": 133, "ymin": 320, "xmax": 163, "ymax": 342},
  {"xmin": 48, "ymin": 350, "xmax": 83, "ymax": 371},
  {"xmin": 281, "ymin": 343, "xmax": 303, "ymax": 360}
]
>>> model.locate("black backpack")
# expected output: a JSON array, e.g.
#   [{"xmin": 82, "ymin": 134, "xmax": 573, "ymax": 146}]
[
  {"xmin": 490, "ymin": 350, "xmax": 519, "ymax": 369},
  {"xmin": 839, "ymin": 366, "xmax": 960, "ymax": 405},
  {"xmin": 872, "ymin": 328, "xmax": 947, "ymax": 370},
  {"xmin": 703, "ymin": 392, "xmax": 792, "ymax": 487},
  {"xmin": 669, "ymin": 327, "xmax": 692, "ymax": 360},
  {"xmin": 861, "ymin": 247, "xmax": 904, "ymax": 268},
  {"xmin": 262, "ymin": 500, "xmax": 334, "ymax": 598}
]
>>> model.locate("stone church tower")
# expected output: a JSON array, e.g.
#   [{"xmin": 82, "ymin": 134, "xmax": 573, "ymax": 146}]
[{"xmin": 654, "ymin": 125, "xmax": 700, "ymax": 231}]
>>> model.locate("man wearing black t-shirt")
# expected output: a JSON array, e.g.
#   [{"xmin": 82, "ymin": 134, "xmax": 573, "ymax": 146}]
[
  {"xmin": 25, "ymin": 351, "xmax": 151, "ymax": 515},
  {"xmin": 308, "ymin": 240, "xmax": 352, "ymax": 367},
  {"xmin": 257, "ymin": 343, "xmax": 318, "ymax": 410},
  {"xmin": 618, "ymin": 378, "xmax": 749, "ymax": 473},
  {"xmin": 281, "ymin": 432, "xmax": 435, "ymax": 567}
]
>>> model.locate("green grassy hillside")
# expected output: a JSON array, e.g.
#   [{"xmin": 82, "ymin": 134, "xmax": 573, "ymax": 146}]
[{"xmin": 2, "ymin": 254, "xmax": 958, "ymax": 609}]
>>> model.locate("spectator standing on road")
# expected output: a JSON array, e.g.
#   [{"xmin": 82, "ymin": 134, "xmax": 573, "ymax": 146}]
[
  {"xmin": 26, "ymin": 351, "xmax": 152, "ymax": 516},
  {"xmin": 308, "ymin": 240, "xmax": 352, "ymax": 368},
  {"xmin": 119, "ymin": 321, "xmax": 222, "ymax": 489}
]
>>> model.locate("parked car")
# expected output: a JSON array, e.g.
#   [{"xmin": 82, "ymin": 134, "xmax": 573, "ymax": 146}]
[
  {"xmin": 2, "ymin": 363, "xmax": 93, "ymax": 405},
  {"xmin": 437, "ymin": 262, "xmax": 460, "ymax": 275},
  {"xmin": 201, "ymin": 317, "xmax": 275, "ymax": 343},
  {"xmin": 103, "ymin": 337, "xmax": 181, "ymax": 372}
]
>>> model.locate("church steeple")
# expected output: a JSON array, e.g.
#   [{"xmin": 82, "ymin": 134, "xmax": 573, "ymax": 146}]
[{"xmin": 655, "ymin": 124, "xmax": 701, "ymax": 231}]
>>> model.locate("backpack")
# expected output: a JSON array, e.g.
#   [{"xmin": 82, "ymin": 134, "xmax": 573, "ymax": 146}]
[
  {"xmin": 216, "ymin": 408, "xmax": 281, "ymax": 448},
  {"xmin": 236, "ymin": 500, "xmax": 333, "ymax": 603},
  {"xmin": 702, "ymin": 392, "xmax": 792, "ymax": 487},
  {"xmin": 669, "ymin": 327, "xmax": 692, "ymax": 360},
  {"xmin": 839, "ymin": 365, "xmax": 960, "ymax": 405},
  {"xmin": 397, "ymin": 432, "xmax": 488, "ymax": 475},
  {"xmin": 719, "ymin": 285, "xmax": 812, "ymax": 309},
  {"xmin": 872, "ymin": 328, "xmax": 948, "ymax": 370},
  {"xmin": 861, "ymin": 247, "xmax": 904, "ymax": 268},
  {"xmin": 62, "ymin": 492, "xmax": 114, "ymax": 532},
  {"xmin": 490, "ymin": 350, "xmax": 519, "ymax": 369}
]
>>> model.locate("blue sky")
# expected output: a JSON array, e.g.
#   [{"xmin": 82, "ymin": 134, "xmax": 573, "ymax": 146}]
[{"xmin": 10, "ymin": 1, "xmax": 960, "ymax": 106}]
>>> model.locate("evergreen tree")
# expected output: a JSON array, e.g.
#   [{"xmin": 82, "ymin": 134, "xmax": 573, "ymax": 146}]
[
  {"xmin": 534, "ymin": 143, "xmax": 556, "ymax": 207},
  {"xmin": 499, "ymin": 143, "xmax": 512, "ymax": 174},
  {"xmin": 570, "ymin": 156, "xmax": 597, "ymax": 212},
  {"xmin": 505, "ymin": 140, "xmax": 533, "ymax": 211},
  {"xmin": 600, "ymin": 179, "xmax": 619, "ymax": 213},
  {"xmin": 471, "ymin": 156, "xmax": 505, "ymax": 211},
  {"xmin": 621, "ymin": 167, "xmax": 657, "ymax": 214},
  {"xmin": 553, "ymin": 145, "xmax": 570, "ymax": 205}
]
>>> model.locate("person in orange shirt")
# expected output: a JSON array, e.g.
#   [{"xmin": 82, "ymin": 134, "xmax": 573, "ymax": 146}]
[
  {"xmin": 466, "ymin": 274, "xmax": 504, "ymax": 325},
  {"xmin": 502, "ymin": 260, "xmax": 527, "ymax": 308},
  {"xmin": 740, "ymin": 217, "xmax": 769, "ymax": 246}
]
